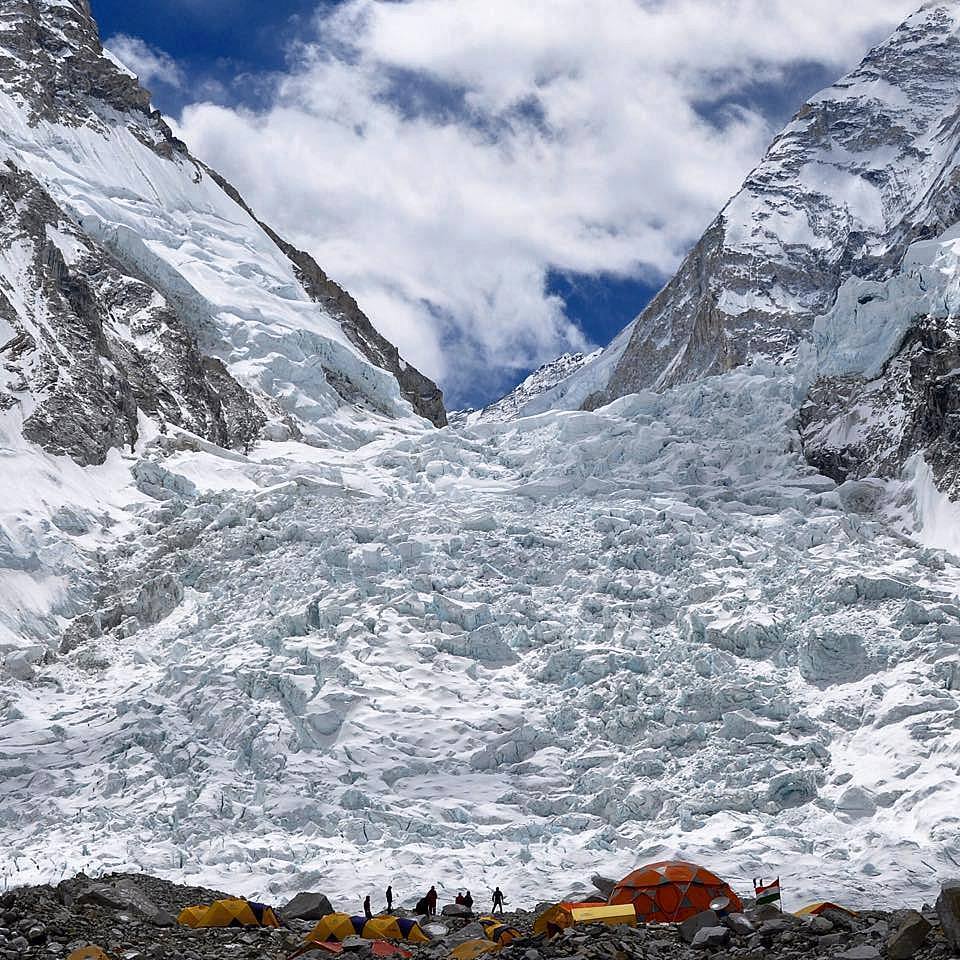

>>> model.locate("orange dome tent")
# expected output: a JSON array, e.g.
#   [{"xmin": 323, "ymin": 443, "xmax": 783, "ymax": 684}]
[{"xmin": 608, "ymin": 860, "xmax": 742, "ymax": 923}]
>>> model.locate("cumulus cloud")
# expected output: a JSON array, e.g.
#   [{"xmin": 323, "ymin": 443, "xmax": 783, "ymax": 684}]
[
  {"xmin": 106, "ymin": 33, "xmax": 186, "ymax": 90},
  {"xmin": 176, "ymin": 0, "xmax": 916, "ymax": 405}
]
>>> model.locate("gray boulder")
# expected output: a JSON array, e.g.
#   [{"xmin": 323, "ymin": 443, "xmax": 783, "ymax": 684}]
[
  {"xmin": 442, "ymin": 922, "xmax": 486, "ymax": 947},
  {"xmin": 806, "ymin": 915, "xmax": 834, "ymax": 935},
  {"xmin": 282, "ymin": 892, "xmax": 335, "ymax": 922},
  {"xmin": 691, "ymin": 926, "xmax": 730, "ymax": 950},
  {"xmin": 591, "ymin": 875, "xmax": 616, "ymax": 898},
  {"xmin": 679, "ymin": 909, "xmax": 719, "ymax": 944},
  {"xmin": 887, "ymin": 910, "xmax": 931, "ymax": 960},
  {"xmin": 441, "ymin": 904, "xmax": 473, "ymax": 918},
  {"xmin": 937, "ymin": 880, "xmax": 960, "ymax": 952},
  {"xmin": 723, "ymin": 912, "xmax": 755, "ymax": 936}
]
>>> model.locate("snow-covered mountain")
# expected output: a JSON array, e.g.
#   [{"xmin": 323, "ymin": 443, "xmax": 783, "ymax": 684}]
[
  {"xmin": 537, "ymin": 1, "xmax": 960, "ymax": 494},
  {"xmin": 0, "ymin": 0, "xmax": 445, "ymax": 470},
  {"xmin": 4, "ymin": 0, "xmax": 960, "ymax": 917},
  {"xmin": 449, "ymin": 351, "xmax": 601, "ymax": 427}
]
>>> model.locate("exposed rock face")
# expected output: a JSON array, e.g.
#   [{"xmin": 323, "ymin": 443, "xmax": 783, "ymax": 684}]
[
  {"xmin": 0, "ymin": 0, "xmax": 445, "ymax": 466},
  {"xmin": 0, "ymin": 0, "xmax": 154, "ymax": 124},
  {"xmin": 0, "ymin": 161, "xmax": 264, "ymax": 465}
]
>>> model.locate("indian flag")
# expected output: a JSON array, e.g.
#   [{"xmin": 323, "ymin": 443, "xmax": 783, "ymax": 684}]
[{"xmin": 754, "ymin": 878, "xmax": 781, "ymax": 906}]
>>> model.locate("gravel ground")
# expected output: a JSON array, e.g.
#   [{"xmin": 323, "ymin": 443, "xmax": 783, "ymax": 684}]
[{"xmin": 1, "ymin": 873, "xmax": 957, "ymax": 960}]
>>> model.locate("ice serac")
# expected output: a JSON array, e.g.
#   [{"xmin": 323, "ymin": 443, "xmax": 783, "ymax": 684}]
[
  {"xmin": 0, "ymin": 0, "xmax": 444, "ymax": 467},
  {"xmin": 563, "ymin": 3, "xmax": 960, "ymax": 420}
]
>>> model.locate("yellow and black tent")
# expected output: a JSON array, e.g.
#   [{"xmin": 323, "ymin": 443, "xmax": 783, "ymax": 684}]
[
  {"xmin": 450, "ymin": 940, "xmax": 502, "ymax": 960},
  {"xmin": 177, "ymin": 898, "xmax": 279, "ymax": 929},
  {"xmin": 307, "ymin": 913, "xmax": 430, "ymax": 944},
  {"xmin": 476, "ymin": 916, "xmax": 521, "ymax": 946},
  {"xmin": 533, "ymin": 902, "xmax": 636, "ymax": 937}
]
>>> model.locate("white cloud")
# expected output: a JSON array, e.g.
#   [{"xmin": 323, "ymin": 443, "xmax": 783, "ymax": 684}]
[
  {"xmin": 106, "ymin": 34, "xmax": 186, "ymax": 90},
  {"xmin": 177, "ymin": 0, "xmax": 917, "ymax": 405}
]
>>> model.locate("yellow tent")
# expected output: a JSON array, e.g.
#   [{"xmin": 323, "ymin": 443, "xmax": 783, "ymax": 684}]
[
  {"xmin": 476, "ymin": 916, "xmax": 521, "ymax": 946},
  {"xmin": 450, "ymin": 940, "xmax": 503, "ymax": 960},
  {"xmin": 533, "ymin": 902, "xmax": 637, "ymax": 937},
  {"xmin": 307, "ymin": 913, "xmax": 430, "ymax": 944},
  {"xmin": 794, "ymin": 902, "xmax": 857, "ymax": 918},
  {"xmin": 177, "ymin": 898, "xmax": 279, "ymax": 929}
]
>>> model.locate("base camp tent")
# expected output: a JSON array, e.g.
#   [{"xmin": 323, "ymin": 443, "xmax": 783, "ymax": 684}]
[
  {"xmin": 449, "ymin": 940, "xmax": 502, "ymax": 960},
  {"xmin": 608, "ymin": 861, "xmax": 742, "ymax": 923},
  {"xmin": 476, "ymin": 916, "xmax": 521, "ymax": 946},
  {"xmin": 177, "ymin": 898, "xmax": 279, "ymax": 928},
  {"xmin": 307, "ymin": 913, "xmax": 430, "ymax": 944},
  {"xmin": 795, "ymin": 902, "xmax": 857, "ymax": 918},
  {"xmin": 291, "ymin": 937, "xmax": 414, "ymax": 959},
  {"xmin": 534, "ymin": 902, "xmax": 637, "ymax": 937}
]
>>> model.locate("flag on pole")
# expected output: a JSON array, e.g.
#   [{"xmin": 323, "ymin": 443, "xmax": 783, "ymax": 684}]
[{"xmin": 753, "ymin": 877, "xmax": 781, "ymax": 906}]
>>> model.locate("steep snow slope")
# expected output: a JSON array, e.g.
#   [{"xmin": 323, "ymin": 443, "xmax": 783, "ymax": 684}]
[
  {"xmin": 449, "ymin": 351, "xmax": 601, "ymax": 427},
  {"xmin": 550, "ymin": 3, "xmax": 960, "ymax": 430},
  {"xmin": 3, "ymin": 358, "xmax": 959, "ymax": 909}
]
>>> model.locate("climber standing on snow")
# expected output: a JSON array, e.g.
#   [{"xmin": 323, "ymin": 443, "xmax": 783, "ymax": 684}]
[
  {"xmin": 492, "ymin": 886, "xmax": 505, "ymax": 914},
  {"xmin": 426, "ymin": 885, "xmax": 438, "ymax": 916},
  {"xmin": 364, "ymin": 894, "xmax": 373, "ymax": 920},
  {"xmin": 386, "ymin": 884, "xmax": 393, "ymax": 912}
]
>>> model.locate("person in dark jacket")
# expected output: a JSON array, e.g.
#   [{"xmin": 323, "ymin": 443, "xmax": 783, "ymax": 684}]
[
  {"xmin": 492, "ymin": 887, "xmax": 504, "ymax": 913},
  {"xmin": 386, "ymin": 885, "xmax": 393, "ymax": 912},
  {"xmin": 364, "ymin": 895, "xmax": 373, "ymax": 920},
  {"xmin": 426, "ymin": 885, "xmax": 438, "ymax": 916},
  {"xmin": 464, "ymin": 890, "xmax": 474, "ymax": 911}
]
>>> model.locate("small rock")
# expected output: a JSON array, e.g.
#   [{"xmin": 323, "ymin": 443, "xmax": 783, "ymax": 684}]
[
  {"xmin": 837, "ymin": 946, "xmax": 881, "ymax": 960},
  {"xmin": 887, "ymin": 910, "xmax": 932, "ymax": 960},
  {"xmin": 807, "ymin": 915, "xmax": 834, "ymax": 934},
  {"xmin": 680, "ymin": 909, "xmax": 719, "ymax": 944},
  {"xmin": 759, "ymin": 918, "xmax": 793, "ymax": 937},
  {"xmin": 751, "ymin": 904, "xmax": 785, "ymax": 922}
]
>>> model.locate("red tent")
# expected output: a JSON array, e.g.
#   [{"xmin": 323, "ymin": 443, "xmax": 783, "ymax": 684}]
[{"xmin": 609, "ymin": 860, "xmax": 742, "ymax": 922}]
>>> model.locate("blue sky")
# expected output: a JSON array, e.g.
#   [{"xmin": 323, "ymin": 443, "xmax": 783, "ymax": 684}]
[{"xmin": 90, "ymin": 0, "xmax": 916, "ymax": 408}]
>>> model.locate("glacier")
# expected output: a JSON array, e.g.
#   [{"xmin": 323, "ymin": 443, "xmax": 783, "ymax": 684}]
[{"xmin": 3, "ymin": 357, "xmax": 960, "ymax": 910}]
